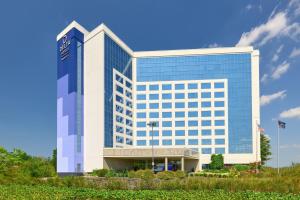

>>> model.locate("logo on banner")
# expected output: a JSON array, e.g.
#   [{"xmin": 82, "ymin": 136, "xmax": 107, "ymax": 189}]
[{"xmin": 60, "ymin": 35, "xmax": 71, "ymax": 60}]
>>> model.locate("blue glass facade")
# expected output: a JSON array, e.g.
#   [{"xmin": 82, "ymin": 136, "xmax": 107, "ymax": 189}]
[{"xmin": 136, "ymin": 54, "xmax": 253, "ymax": 153}]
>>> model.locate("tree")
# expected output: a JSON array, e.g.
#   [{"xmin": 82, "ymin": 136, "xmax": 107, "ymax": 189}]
[
  {"xmin": 209, "ymin": 154, "xmax": 224, "ymax": 170},
  {"xmin": 51, "ymin": 149, "xmax": 57, "ymax": 171},
  {"xmin": 260, "ymin": 133, "xmax": 271, "ymax": 165}
]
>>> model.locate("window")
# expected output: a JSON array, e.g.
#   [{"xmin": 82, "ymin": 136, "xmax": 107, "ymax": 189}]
[
  {"xmin": 175, "ymin": 84, "xmax": 184, "ymax": 90},
  {"xmin": 126, "ymin": 139, "xmax": 133, "ymax": 145},
  {"xmin": 188, "ymin": 130, "xmax": 198, "ymax": 136},
  {"xmin": 188, "ymin": 111, "xmax": 198, "ymax": 117},
  {"xmin": 188, "ymin": 102, "xmax": 198, "ymax": 108},
  {"xmin": 162, "ymin": 93, "xmax": 172, "ymax": 99},
  {"xmin": 149, "ymin": 94, "xmax": 159, "ymax": 100},
  {"xmin": 137, "ymin": 103, "xmax": 146, "ymax": 109},
  {"xmin": 214, "ymin": 92, "xmax": 224, "ymax": 98},
  {"xmin": 175, "ymin": 121, "xmax": 185, "ymax": 127},
  {"xmin": 137, "ymin": 85, "xmax": 146, "ymax": 91},
  {"xmin": 149, "ymin": 112, "xmax": 159, "ymax": 118},
  {"xmin": 202, "ymin": 139, "xmax": 212, "ymax": 145},
  {"xmin": 126, "ymin": 110, "xmax": 132, "ymax": 117},
  {"xmin": 149, "ymin": 130, "xmax": 159, "ymax": 136},
  {"xmin": 202, "ymin": 148, "xmax": 212, "ymax": 154},
  {"xmin": 149, "ymin": 84, "xmax": 159, "ymax": 90},
  {"xmin": 175, "ymin": 111, "xmax": 185, "ymax": 118},
  {"xmin": 201, "ymin": 120, "xmax": 211, "ymax": 126},
  {"xmin": 175, "ymin": 139, "xmax": 185, "ymax": 145},
  {"xmin": 136, "ymin": 122, "xmax": 146, "ymax": 127},
  {"xmin": 188, "ymin": 93, "xmax": 198, "ymax": 99},
  {"xmin": 215, "ymin": 129, "xmax": 225, "ymax": 135},
  {"xmin": 149, "ymin": 103, "xmax": 159, "ymax": 109},
  {"xmin": 162, "ymin": 84, "xmax": 172, "ymax": 90},
  {"xmin": 137, "ymin": 131, "xmax": 146, "ymax": 137},
  {"xmin": 162, "ymin": 102, "xmax": 172, "ymax": 109},
  {"xmin": 137, "ymin": 140, "xmax": 146, "ymax": 146},
  {"xmin": 215, "ymin": 120, "xmax": 225, "ymax": 126},
  {"xmin": 150, "ymin": 140, "xmax": 159, "ymax": 146},
  {"xmin": 215, "ymin": 101, "xmax": 224, "ymax": 107},
  {"xmin": 126, "ymin": 100, "xmax": 132, "ymax": 108},
  {"xmin": 175, "ymin": 130, "xmax": 185, "ymax": 136},
  {"xmin": 116, "ymin": 74, "xmax": 123, "ymax": 84},
  {"xmin": 115, "ymin": 105, "xmax": 123, "ymax": 113},
  {"xmin": 116, "ymin": 85, "xmax": 123, "ymax": 94},
  {"xmin": 201, "ymin": 83, "xmax": 211, "ymax": 89},
  {"xmin": 215, "ymin": 148, "xmax": 225, "ymax": 154},
  {"xmin": 162, "ymin": 121, "xmax": 172, "ymax": 127},
  {"xmin": 116, "ymin": 95, "xmax": 123, "ymax": 104},
  {"xmin": 126, "ymin": 119, "xmax": 133, "ymax": 127},
  {"xmin": 201, "ymin": 111, "xmax": 211, "ymax": 117},
  {"xmin": 162, "ymin": 140, "xmax": 172, "ymax": 145},
  {"xmin": 175, "ymin": 93, "xmax": 185, "ymax": 99},
  {"xmin": 125, "ymin": 81, "xmax": 132, "ymax": 89},
  {"xmin": 162, "ymin": 112, "xmax": 172, "ymax": 118},
  {"xmin": 175, "ymin": 102, "xmax": 185, "ymax": 108},
  {"xmin": 188, "ymin": 139, "xmax": 198, "ymax": 145},
  {"xmin": 214, "ymin": 82, "xmax": 224, "ymax": 88},
  {"xmin": 188, "ymin": 120, "xmax": 198, "ymax": 127},
  {"xmin": 125, "ymin": 90, "xmax": 132, "ymax": 99},
  {"xmin": 116, "ymin": 126, "xmax": 123, "ymax": 133},
  {"xmin": 137, "ymin": 94, "xmax": 146, "ymax": 100},
  {"xmin": 215, "ymin": 139, "xmax": 225, "ymax": 145},
  {"xmin": 188, "ymin": 83, "xmax": 198, "ymax": 89},
  {"xmin": 201, "ymin": 101, "xmax": 211, "ymax": 108},
  {"xmin": 215, "ymin": 110, "xmax": 225, "ymax": 117},
  {"xmin": 162, "ymin": 130, "xmax": 172, "ymax": 136},
  {"xmin": 201, "ymin": 92, "xmax": 211, "ymax": 98},
  {"xmin": 202, "ymin": 129, "xmax": 212, "ymax": 136},
  {"xmin": 116, "ymin": 115, "xmax": 123, "ymax": 123},
  {"xmin": 116, "ymin": 136, "xmax": 124, "ymax": 143}
]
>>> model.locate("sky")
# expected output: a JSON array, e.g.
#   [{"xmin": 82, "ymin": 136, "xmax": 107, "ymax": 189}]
[{"xmin": 0, "ymin": 0, "xmax": 299, "ymax": 167}]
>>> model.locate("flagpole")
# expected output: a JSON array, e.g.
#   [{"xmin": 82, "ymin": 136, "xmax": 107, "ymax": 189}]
[
  {"xmin": 277, "ymin": 123, "xmax": 280, "ymax": 175},
  {"xmin": 256, "ymin": 120, "xmax": 258, "ymax": 173}
]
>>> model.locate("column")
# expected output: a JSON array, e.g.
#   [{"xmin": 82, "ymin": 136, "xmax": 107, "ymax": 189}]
[
  {"xmin": 165, "ymin": 157, "xmax": 168, "ymax": 171},
  {"xmin": 181, "ymin": 157, "xmax": 184, "ymax": 171}
]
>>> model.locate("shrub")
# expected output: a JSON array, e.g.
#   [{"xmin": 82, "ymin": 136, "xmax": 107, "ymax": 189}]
[
  {"xmin": 156, "ymin": 171, "xmax": 175, "ymax": 180},
  {"xmin": 93, "ymin": 169, "xmax": 109, "ymax": 177},
  {"xmin": 174, "ymin": 170, "xmax": 186, "ymax": 179},
  {"xmin": 233, "ymin": 164, "xmax": 251, "ymax": 171},
  {"xmin": 21, "ymin": 157, "xmax": 56, "ymax": 178},
  {"xmin": 128, "ymin": 169, "xmax": 154, "ymax": 179},
  {"xmin": 209, "ymin": 154, "xmax": 224, "ymax": 170}
]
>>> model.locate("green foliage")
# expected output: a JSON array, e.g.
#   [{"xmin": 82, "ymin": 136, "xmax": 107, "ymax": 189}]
[
  {"xmin": 51, "ymin": 148, "xmax": 57, "ymax": 171},
  {"xmin": 233, "ymin": 164, "xmax": 251, "ymax": 171},
  {"xmin": 209, "ymin": 154, "xmax": 224, "ymax": 170},
  {"xmin": 93, "ymin": 169, "xmax": 109, "ymax": 177},
  {"xmin": 260, "ymin": 133, "xmax": 271, "ymax": 165},
  {"xmin": 156, "ymin": 170, "xmax": 186, "ymax": 180},
  {"xmin": 128, "ymin": 169, "xmax": 154, "ymax": 179},
  {"xmin": 21, "ymin": 157, "xmax": 56, "ymax": 178}
]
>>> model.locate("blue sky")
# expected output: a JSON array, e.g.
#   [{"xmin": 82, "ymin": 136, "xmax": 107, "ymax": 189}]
[{"xmin": 0, "ymin": 0, "xmax": 299, "ymax": 167}]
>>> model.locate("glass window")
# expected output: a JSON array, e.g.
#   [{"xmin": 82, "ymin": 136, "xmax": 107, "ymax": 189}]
[
  {"xmin": 126, "ymin": 90, "xmax": 132, "ymax": 99},
  {"xmin": 126, "ymin": 138, "xmax": 133, "ymax": 145},
  {"xmin": 126, "ymin": 129, "xmax": 133, "ymax": 136},
  {"xmin": 175, "ymin": 139, "xmax": 185, "ymax": 145},
  {"xmin": 175, "ymin": 93, "xmax": 185, "ymax": 99},
  {"xmin": 116, "ymin": 85, "xmax": 123, "ymax": 94},
  {"xmin": 188, "ymin": 93, "xmax": 198, "ymax": 99},
  {"xmin": 175, "ymin": 111, "xmax": 185, "ymax": 118},
  {"xmin": 137, "ymin": 85, "xmax": 146, "ymax": 91},
  {"xmin": 188, "ymin": 102, "xmax": 198, "ymax": 108},
  {"xmin": 137, "ymin": 103, "xmax": 146, "ymax": 109},
  {"xmin": 215, "ymin": 101, "xmax": 224, "ymax": 107},
  {"xmin": 116, "ymin": 126, "xmax": 123, "ymax": 133},
  {"xmin": 188, "ymin": 139, "xmax": 198, "ymax": 145},
  {"xmin": 188, "ymin": 120, "xmax": 198, "ymax": 127},
  {"xmin": 162, "ymin": 130, "xmax": 172, "ymax": 136},
  {"xmin": 215, "ymin": 148, "xmax": 225, "ymax": 154},
  {"xmin": 215, "ymin": 139, "xmax": 225, "ymax": 145},
  {"xmin": 126, "ymin": 110, "xmax": 132, "ymax": 117},
  {"xmin": 202, "ymin": 139, "xmax": 212, "ymax": 145},
  {"xmin": 137, "ymin": 140, "xmax": 146, "ymax": 146},
  {"xmin": 175, "ymin": 84, "xmax": 185, "ymax": 90},
  {"xmin": 215, "ymin": 110, "xmax": 225, "ymax": 117},
  {"xmin": 201, "ymin": 83, "xmax": 211, "ymax": 89},
  {"xmin": 116, "ymin": 115, "xmax": 123, "ymax": 123},
  {"xmin": 149, "ymin": 130, "xmax": 159, "ymax": 136},
  {"xmin": 126, "ymin": 100, "xmax": 132, "ymax": 108},
  {"xmin": 201, "ymin": 92, "xmax": 211, "ymax": 98},
  {"xmin": 175, "ymin": 121, "xmax": 185, "ymax": 127},
  {"xmin": 162, "ymin": 93, "xmax": 172, "ymax": 99},
  {"xmin": 137, "ymin": 94, "xmax": 146, "ymax": 100},
  {"xmin": 188, "ymin": 111, "xmax": 198, "ymax": 117},
  {"xmin": 162, "ymin": 112, "xmax": 172, "ymax": 118},
  {"xmin": 116, "ymin": 74, "xmax": 123, "ymax": 84},
  {"xmin": 149, "ymin": 94, "xmax": 159, "ymax": 100},
  {"xmin": 125, "ymin": 81, "xmax": 132, "ymax": 89},
  {"xmin": 116, "ymin": 95, "xmax": 123, "ymax": 104},
  {"xmin": 149, "ymin": 140, "xmax": 159, "ymax": 146},
  {"xmin": 137, "ymin": 121, "xmax": 146, "ymax": 127},
  {"xmin": 149, "ymin": 112, "xmax": 159, "ymax": 118},
  {"xmin": 116, "ymin": 136, "xmax": 124, "ymax": 143},
  {"xmin": 202, "ymin": 148, "xmax": 212, "ymax": 154},
  {"xmin": 201, "ymin": 111, "xmax": 211, "ymax": 117},
  {"xmin": 215, "ymin": 120, "xmax": 225, "ymax": 126},
  {"xmin": 137, "ymin": 112, "xmax": 146, "ymax": 118},
  {"xmin": 214, "ymin": 82, "xmax": 224, "ymax": 88},
  {"xmin": 137, "ymin": 131, "xmax": 146, "ymax": 137},
  {"xmin": 188, "ymin": 130, "xmax": 198, "ymax": 136},
  {"xmin": 214, "ymin": 92, "xmax": 224, "ymax": 98},
  {"xmin": 149, "ymin": 103, "xmax": 159, "ymax": 109},
  {"xmin": 162, "ymin": 102, "xmax": 172, "ymax": 109},
  {"xmin": 202, "ymin": 129, "xmax": 212, "ymax": 136},
  {"xmin": 162, "ymin": 121, "xmax": 172, "ymax": 127},
  {"xmin": 201, "ymin": 101, "xmax": 211, "ymax": 108},
  {"xmin": 175, "ymin": 130, "xmax": 185, "ymax": 136},
  {"xmin": 162, "ymin": 140, "xmax": 172, "ymax": 145},
  {"xmin": 201, "ymin": 120, "xmax": 211, "ymax": 126},
  {"xmin": 162, "ymin": 84, "xmax": 172, "ymax": 90},
  {"xmin": 188, "ymin": 83, "xmax": 198, "ymax": 89},
  {"xmin": 175, "ymin": 102, "xmax": 185, "ymax": 108},
  {"xmin": 126, "ymin": 119, "xmax": 132, "ymax": 127},
  {"xmin": 215, "ymin": 129, "xmax": 225, "ymax": 135},
  {"xmin": 149, "ymin": 84, "xmax": 159, "ymax": 90},
  {"xmin": 115, "ymin": 105, "xmax": 123, "ymax": 113}
]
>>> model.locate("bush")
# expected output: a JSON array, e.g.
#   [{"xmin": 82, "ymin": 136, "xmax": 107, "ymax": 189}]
[
  {"xmin": 128, "ymin": 169, "xmax": 154, "ymax": 179},
  {"xmin": 21, "ymin": 157, "xmax": 56, "ymax": 178},
  {"xmin": 174, "ymin": 170, "xmax": 186, "ymax": 179},
  {"xmin": 233, "ymin": 164, "xmax": 251, "ymax": 171},
  {"xmin": 93, "ymin": 169, "xmax": 109, "ymax": 177},
  {"xmin": 156, "ymin": 171, "xmax": 175, "ymax": 180},
  {"xmin": 209, "ymin": 154, "xmax": 224, "ymax": 170}
]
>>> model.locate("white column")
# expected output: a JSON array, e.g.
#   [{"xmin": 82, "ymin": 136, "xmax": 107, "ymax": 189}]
[
  {"xmin": 165, "ymin": 157, "xmax": 168, "ymax": 171},
  {"xmin": 181, "ymin": 157, "xmax": 184, "ymax": 171}
]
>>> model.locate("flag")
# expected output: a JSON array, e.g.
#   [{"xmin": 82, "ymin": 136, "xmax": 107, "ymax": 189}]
[
  {"xmin": 278, "ymin": 120, "xmax": 286, "ymax": 129},
  {"xmin": 257, "ymin": 123, "xmax": 265, "ymax": 133}
]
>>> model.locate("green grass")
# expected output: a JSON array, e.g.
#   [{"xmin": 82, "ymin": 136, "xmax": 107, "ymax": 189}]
[{"xmin": 0, "ymin": 184, "xmax": 300, "ymax": 200}]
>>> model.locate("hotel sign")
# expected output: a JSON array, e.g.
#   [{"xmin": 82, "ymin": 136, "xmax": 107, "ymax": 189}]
[{"xmin": 60, "ymin": 35, "xmax": 71, "ymax": 60}]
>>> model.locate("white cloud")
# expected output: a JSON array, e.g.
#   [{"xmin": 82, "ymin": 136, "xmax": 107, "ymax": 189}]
[
  {"xmin": 272, "ymin": 45, "xmax": 284, "ymax": 62},
  {"xmin": 246, "ymin": 4, "xmax": 253, "ymax": 11},
  {"xmin": 280, "ymin": 106, "xmax": 300, "ymax": 119},
  {"xmin": 208, "ymin": 43, "xmax": 220, "ymax": 48},
  {"xmin": 290, "ymin": 48, "xmax": 300, "ymax": 58},
  {"xmin": 260, "ymin": 90, "xmax": 287, "ymax": 106},
  {"xmin": 271, "ymin": 61, "xmax": 290, "ymax": 79},
  {"xmin": 261, "ymin": 73, "xmax": 269, "ymax": 83}
]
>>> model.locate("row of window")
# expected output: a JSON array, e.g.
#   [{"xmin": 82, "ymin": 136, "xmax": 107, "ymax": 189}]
[
  {"xmin": 115, "ymin": 74, "xmax": 132, "ymax": 89},
  {"xmin": 116, "ymin": 136, "xmax": 133, "ymax": 145},
  {"xmin": 136, "ymin": 139, "xmax": 224, "ymax": 145},
  {"xmin": 115, "ymin": 126, "xmax": 133, "ymax": 136},
  {"xmin": 136, "ymin": 120, "xmax": 225, "ymax": 127},
  {"xmin": 136, "ymin": 110, "xmax": 224, "ymax": 118},
  {"xmin": 136, "ymin": 92, "xmax": 224, "ymax": 100},
  {"xmin": 136, "ymin": 82, "xmax": 224, "ymax": 91},
  {"xmin": 136, "ymin": 129, "xmax": 225, "ymax": 136},
  {"xmin": 136, "ymin": 101, "xmax": 224, "ymax": 109}
]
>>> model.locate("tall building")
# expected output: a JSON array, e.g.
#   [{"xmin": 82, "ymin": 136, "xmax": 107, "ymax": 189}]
[{"xmin": 57, "ymin": 21, "xmax": 260, "ymax": 175}]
